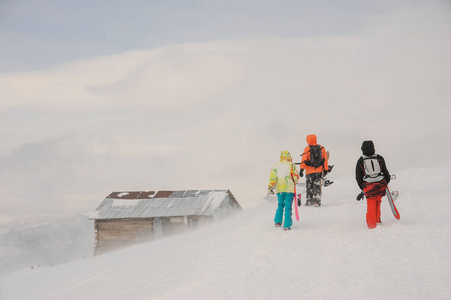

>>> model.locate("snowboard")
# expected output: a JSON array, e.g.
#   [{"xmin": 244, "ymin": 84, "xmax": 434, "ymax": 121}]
[
  {"xmin": 293, "ymin": 184, "xmax": 299, "ymax": 221},
  {"xmin": 321, "ymin": 151, "xmax": 333, "ymax": 187},
  {"xmin": 386, "ymin": 186, "xmax": 400, "ymax": 220},
  {"xmin": 388, "ymin": 174, "xmax": 399, "ymax": 201}
]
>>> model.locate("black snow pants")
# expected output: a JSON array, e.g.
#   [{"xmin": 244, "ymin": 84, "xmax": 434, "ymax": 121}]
[{"xmin": 306, "ymin": 172, "xmax": 322, "ymax": 206}]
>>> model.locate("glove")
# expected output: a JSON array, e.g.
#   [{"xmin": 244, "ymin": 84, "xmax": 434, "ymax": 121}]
[
  {"xmin": 324, "ymin": 165, "xmax": 333, "ymax": 176},
  {"xmin": 268, "ymin": 186, "xmax": 275, "ymax": 195},
  {"xmin": 327, "ymin": 165, "xmax": 334, "ymax": 173},
  {"xmin": 299, "ymin": 169, "xmax": 304, "ymax": 177},
  {"xmin": 356, "ymin": 192, "xmax": 364, "ymax": 201}
]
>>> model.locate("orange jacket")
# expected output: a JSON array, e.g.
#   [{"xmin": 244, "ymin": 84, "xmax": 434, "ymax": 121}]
[{"xmin": 300, "ymin": 134, "xmax": 329, "ymax": 175}]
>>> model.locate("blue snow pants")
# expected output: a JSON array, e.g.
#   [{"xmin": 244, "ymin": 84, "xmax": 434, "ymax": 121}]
[{"xmin": 274, "ymin": 192, "xmax": 294, "ymax": 229}]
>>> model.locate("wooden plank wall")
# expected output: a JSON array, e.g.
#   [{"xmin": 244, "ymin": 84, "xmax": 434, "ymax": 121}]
[
  {"xmin": 94, "ymin": 216, "xmax": 215, "ymax": 255},
  {"xmin": 94, "ymin": 219, "xmax": 153, "ymax": 255}
]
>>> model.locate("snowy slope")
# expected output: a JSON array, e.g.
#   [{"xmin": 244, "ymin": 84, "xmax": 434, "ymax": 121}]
[
  {"xmin": 1, "ymin": 166, "xmax": 451, "ymax": 300},
  {"xmin": 0, "ymin": 215, "xmax": 94, "ymax": 276}
]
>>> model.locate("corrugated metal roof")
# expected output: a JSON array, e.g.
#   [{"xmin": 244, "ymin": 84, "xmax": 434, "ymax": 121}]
[{"xmin": 90, "ymin": 189, "xmax": 241, "ymax": 220}]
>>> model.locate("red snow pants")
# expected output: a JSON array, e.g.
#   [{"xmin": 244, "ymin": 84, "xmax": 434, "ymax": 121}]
[
  {"xmin": 363, "ymin": 181, "xmax": 386, "ymax": 229},
  {"xmin": 366, "ymin": 196, "xmax": 382, "ymax": 229}
]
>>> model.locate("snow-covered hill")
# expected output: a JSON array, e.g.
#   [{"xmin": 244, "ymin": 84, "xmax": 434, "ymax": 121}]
[
  {"xmin": 1, "ymin": 166, "xmax": 450, "ymax": 299},
  {"xmin": 0, "ymin": 214, "xmax": 94, "ymax": 276}
]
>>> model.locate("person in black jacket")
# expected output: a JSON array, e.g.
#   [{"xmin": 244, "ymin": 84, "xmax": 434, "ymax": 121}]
[{"xmin": 355, "ymin": 140, "xmax": 390, "ymax": 229}]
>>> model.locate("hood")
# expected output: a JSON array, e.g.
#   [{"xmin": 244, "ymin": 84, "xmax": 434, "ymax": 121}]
[
  {"xmin": 306, "ymin": 134, "xmax": 317, "ymax": 146},
  {"xmin": 280, "ymin": 150, "xmax": 293, "ymax": 162},
  {"xmin": 361, "ymin": 140, "xmax": 375, "ymax": 156}
]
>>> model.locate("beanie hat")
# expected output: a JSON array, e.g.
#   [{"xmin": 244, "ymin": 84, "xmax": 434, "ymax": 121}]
[{"xmin": 361, "ymin": 140, "xmax": 375, "ymax": 156}]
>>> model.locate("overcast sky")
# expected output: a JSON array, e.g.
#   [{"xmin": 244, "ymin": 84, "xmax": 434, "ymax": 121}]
[
  {"xmin": 0, "ymin": 0, "xmax": 425, "ymax": 73},
  {"xmin": 1, "ymin": 1, "xmax": 450, "ymax": 221}
]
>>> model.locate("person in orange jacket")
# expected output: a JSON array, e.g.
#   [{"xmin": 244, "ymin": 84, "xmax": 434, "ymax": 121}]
[{"xmin": 299, "ymin": 134, "xmax": 329, "ymax": 206}]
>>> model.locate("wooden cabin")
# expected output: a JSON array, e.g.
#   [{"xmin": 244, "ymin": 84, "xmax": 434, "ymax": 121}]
[{"xmin": 90, "ymin": 190, "xmax": 241, "ymax": 255}]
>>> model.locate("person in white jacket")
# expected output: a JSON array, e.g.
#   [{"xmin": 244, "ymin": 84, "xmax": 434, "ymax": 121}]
[{"xmin": 268, "ymin": 150, "xmax": 299, "ymax": 230}]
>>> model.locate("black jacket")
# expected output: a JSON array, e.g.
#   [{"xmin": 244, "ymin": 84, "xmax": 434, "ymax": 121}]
[{"xmin": 355, "ymin": 154, "xmax": 390, "ymax": 190}]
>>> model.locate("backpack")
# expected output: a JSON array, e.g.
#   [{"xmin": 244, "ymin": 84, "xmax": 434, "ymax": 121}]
[
  {"xmin": 307, "ymin": 145, "xmax": 323, "ymax": 168},
  {"xmin": 362, "ymin": 155, "xmax": 384, "ymax": 182}
]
